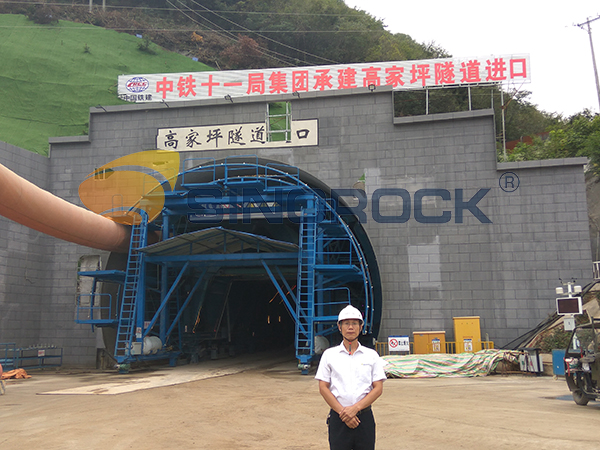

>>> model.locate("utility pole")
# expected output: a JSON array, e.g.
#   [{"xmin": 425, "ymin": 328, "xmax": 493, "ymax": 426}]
[{"xmin": 576, "ymin": 15, "xmax": 600, "ymax": 112}]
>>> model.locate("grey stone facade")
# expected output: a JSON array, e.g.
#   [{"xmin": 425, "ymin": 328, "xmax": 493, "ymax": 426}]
[
  {"xmin": 0, "ymin": 141, "xmax": 104, "ymax": 365},
  {"xmin": 0, "ymin": 142, "xmax": 51, "ymax": 348},
  {"xmin": 0, "ymin": 86, "xmax": 592, "ymax": 365}
]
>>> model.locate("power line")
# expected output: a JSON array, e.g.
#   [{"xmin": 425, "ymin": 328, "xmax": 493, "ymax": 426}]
[
  {"xmin": 1, "ymin": 1, "xmax": 381, "ymax": 18},
  {"xmin": 0, "ymin": 1, "xmax": 386, "ymax": 34},
  {"xmin": 182, "ymin": 0, "xmax": 339, "ymax": 65},
  {"xmin": 167, "ymin": 0, "xmax": 302, "ymax": 65},
  {"xmin": 0, "ymin": 25, "xmax": 387, "ymax": 33},
  {"xmin": 0, "ymin": 0, "xmax": 383, "ymax": 67},
  {"xmin": 166, "ymin": 0, "xmax": 299, "ymax": 67},
  {"xmin": 171, "ymin": 0, "xmax": 299, "ymax": 66}
]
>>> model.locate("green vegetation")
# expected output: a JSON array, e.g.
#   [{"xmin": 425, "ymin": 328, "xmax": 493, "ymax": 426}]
[
  {"xmin": 0, "ymin": 14, "xmax": 212, "ymax": 155},
  {"xmin": 230, "ymin": 0, "xmax": 419, "ymax": 65},
  {"xmin": 0, "ymin": 1, "xmax": 596, "ymax": 164},
  {"xmin": 537, "ymin": 326, "xmax": 571, "ymax": 352},
  {"xmin": 505, "ymin": 111, "xmax": 600, "ymax": 175}
]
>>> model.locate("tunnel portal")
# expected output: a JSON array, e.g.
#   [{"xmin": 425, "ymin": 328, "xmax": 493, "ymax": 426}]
[{"xmin": 77, "ymin": 156, "xmax": 381, "ymax": 372}]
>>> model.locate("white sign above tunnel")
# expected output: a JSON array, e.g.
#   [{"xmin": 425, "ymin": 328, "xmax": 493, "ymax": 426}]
[
  {"xmin": 156, "ymin": 119, "xmax": 318, "ymax": 152},
  {"xmin": 119, "ymin": 55, "xmax": 530, "ymax": 103}
]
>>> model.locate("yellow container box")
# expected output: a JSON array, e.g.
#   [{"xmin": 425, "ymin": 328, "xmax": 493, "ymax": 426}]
[
  {"xmin": 412, "ymin": 331, "xmax": 446, "ymax": 354},
  {"xmin": 453, "ymin": 316, "xmax": 481, "ymax": 353}
]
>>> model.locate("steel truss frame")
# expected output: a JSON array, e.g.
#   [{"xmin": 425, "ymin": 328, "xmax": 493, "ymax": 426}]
[{"xmin": 77, "ymin": 156, "xmax": 374, "ymax": 372}]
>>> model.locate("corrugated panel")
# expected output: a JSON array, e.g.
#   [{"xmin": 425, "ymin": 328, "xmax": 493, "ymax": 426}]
[{"xmin": 140, "ymin": 226, "xmax": 297, "ymax": 256}]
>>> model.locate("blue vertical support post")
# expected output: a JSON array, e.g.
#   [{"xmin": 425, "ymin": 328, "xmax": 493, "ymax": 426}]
[
  {"xmin": 162, "ymin": 212, "xmax": 170, "ymax": 241},
  {"xmin": 160, "ymin": 262, "xmax": 168, "ymax": 346},
  {"xmin": 315, "ymin": 221, "xmax": 325, "ymax": 333},
  {"xmin": 160, "ymin": 212, "xmax": 170, "ymax": 347}
]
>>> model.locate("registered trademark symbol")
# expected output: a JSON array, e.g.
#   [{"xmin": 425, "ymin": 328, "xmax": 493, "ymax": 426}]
[{"xmin": 499, "ymin": 172, "xmax": 519, "ymax": 192}]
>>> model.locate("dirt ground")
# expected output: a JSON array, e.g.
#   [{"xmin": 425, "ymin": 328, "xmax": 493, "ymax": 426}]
[{"xmin": 1, "ymin": 351, "xmax": 600, "ymax": 450}]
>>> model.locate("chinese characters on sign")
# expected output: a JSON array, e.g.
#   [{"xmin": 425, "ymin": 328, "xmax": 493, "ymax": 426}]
[
  {"xmin": 118, "ymin": 55, "xmax": 530, "ymax": 103},
  {"xmin": 156, "ymin": 120, "xmax": 318, "ymax": 152},
  {"xmin": 388, "ymin": 336, "xmax": 410, "ymax": 352}
]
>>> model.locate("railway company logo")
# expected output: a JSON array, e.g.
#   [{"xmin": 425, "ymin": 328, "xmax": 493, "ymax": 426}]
[{"xmin": 126, "ymin": 77, "xmax": 150, "ymax": 93}]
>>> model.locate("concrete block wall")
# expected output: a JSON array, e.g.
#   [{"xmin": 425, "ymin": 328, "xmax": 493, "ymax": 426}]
[
  {"xmin": 0, "ymin": 142, "xmax": 50, "ymax": 348},
  {"xmin": 0, "ymin": 141, "xmax": 104, "ymax": 365},
  {"xmin": 4, "ymin": 86, "xmax": 592, "ymax": 365},
  {"xmin": 45, "ymin": 140, "xmax": 112, "ymax": 365},
  {"xmin": 486, "ymin": 161, "xmax": 591, "ymax": 342}
]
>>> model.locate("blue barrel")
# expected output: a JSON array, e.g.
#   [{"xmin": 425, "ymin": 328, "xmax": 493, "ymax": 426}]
[{"xmin": 552, "ymin": 349, "xmax": 566, "ymax": 376}]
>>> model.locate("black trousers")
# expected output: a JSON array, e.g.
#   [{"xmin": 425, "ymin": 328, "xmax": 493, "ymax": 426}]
[{"xmin": 328, "ymin": 407, "xmax": 376, "ymax": 450}]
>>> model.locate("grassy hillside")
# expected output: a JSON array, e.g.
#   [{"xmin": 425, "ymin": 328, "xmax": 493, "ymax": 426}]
[{"xmin": 0, "ymin": 14, "xmax": 213, "ymax": 155}]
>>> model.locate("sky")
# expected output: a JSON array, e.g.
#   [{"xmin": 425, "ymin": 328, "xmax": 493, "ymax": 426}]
[{"xmin": 345, "ymin": 0, "xmax": 600, "ymax": 117}]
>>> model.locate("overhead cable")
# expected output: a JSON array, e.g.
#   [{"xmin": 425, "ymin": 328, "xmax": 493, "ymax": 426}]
[
  {"xmin": 2, "ymin": 0, "xmax": 375, "ymax": 17},
  {"xmin": 183, "ymin": 0, "xmax": 339, "ymax": 65},
  {"xmin": 166, "ymin": 0, "xmax": 297, "ymax": 67}
]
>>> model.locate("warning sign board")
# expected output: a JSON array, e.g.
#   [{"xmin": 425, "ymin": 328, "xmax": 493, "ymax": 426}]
[{"xmin": 388, "ymin": 336, "xmax": 410, "ymax": 352}]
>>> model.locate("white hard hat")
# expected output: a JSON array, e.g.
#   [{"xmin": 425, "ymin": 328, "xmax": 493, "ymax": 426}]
[{"xmin": 338, "ymin": 305, "xmax": 364, "ymax": 324}]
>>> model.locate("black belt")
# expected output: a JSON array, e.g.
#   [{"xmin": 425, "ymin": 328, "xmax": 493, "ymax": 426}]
[
  {"xmin": 357, "ymin": 406, "xmax": 372, "ymax": 415},
  {"xmin": 330, "ymin": 405, "xmax": 372, "ymax": 417}
]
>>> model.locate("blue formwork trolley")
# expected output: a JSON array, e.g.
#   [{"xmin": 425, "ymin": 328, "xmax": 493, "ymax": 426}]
[{"xmin": 77, "ymin": 157, "xmax": 375, "ymax": 373}]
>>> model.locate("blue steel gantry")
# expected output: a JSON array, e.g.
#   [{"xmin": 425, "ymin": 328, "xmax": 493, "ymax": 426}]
[{"xmin": 76, "ymin": 156, "xmax": 376, "ymax": 373}]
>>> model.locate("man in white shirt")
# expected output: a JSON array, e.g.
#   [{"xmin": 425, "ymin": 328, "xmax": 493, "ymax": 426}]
[{"xmin": 315, "ymin": 305, "xmax": 387, "ymax": 450}]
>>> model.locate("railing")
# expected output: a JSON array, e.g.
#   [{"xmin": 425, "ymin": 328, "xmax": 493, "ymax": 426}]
[
  {"xmin": 0, "ymin": 343, "xmax": 17, "ymax": 370},
  {"xmin": 446, "ymin": 341, "xmax": 456, "ymax": 354},
  {"xmin": 0, "ymin": 343, "xmax": 62, "ymax": 370},
  {"xmin": 14, "ymin": 345, "xmax": 63, "ymax": 369},
  {"xmin": 181, "ymin": 157, "xmax": 217, "ymax": 187},
  {"xmin": 376, "ymin": 341, "xmax": 413, "ymax": 356},
  {"xmin": 481, "ymin": 340, "xmax": 495, "ymax": 350},
  {"xmin": 375, "ymin": 340, "xmax": 495, "ymax": 356},
  {"xmin": 75, "ymin": 293, "xmax": 114, "ymax": 324}
]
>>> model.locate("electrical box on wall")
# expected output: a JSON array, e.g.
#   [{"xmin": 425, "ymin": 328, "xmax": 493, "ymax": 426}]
[
  {"xmin": 453, "ymin": 316, "xmax": 482, "ymax": 353},
  {"xmin": 412, "ymin": 331, "xmax": 446, "ymax": 354}
]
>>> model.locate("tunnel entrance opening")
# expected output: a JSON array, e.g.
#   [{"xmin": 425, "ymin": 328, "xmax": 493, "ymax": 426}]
[
  {"xmin": 98, "ymin": 264, "xmax": 298, "ymax": 365},
  {"xmin": 226, "ymin": 279, "xmax": 295, "ymax": 352},
  {"xmin": 183, "ymin": 278, "xmax": 296, "ymax": 360},
  {"xmin": 100, "ymin": 227, "xmax": 300, "ymax": 364}
]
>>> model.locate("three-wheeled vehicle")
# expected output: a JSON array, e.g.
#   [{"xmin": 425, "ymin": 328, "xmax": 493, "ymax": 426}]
[{"xmin": 564, "ymin": 318, "xmax": 600, "ymax": 406}]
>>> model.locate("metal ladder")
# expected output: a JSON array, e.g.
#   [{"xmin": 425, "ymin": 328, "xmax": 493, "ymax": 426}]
[
  {"xmin": 114, "ymin": 213, "xmax": 148, "ymax": 363},
  {"xmin": 296, "ymin": 204, "xmax": 317, "ymax": 368}
]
